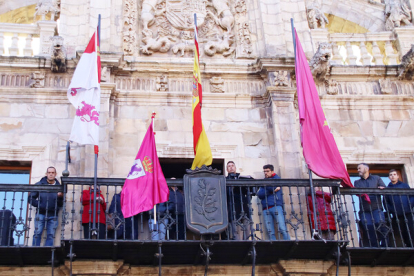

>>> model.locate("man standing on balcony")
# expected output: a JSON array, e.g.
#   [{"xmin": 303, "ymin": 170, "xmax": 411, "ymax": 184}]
[
  {"xmin": 257, "ymin": 164, "xmax": 290, "ymax": 240},
  {"xmin": 354, "ymin": 163, "xmax": 388, "ymax": 247},
  {"xmin": 29, "ymin": 166, "xmax": 63, "ymax": 246},
  {"xmin": 384, "ymin": 169, "xmax": 414, "ymax": 247},
  {"xmin": 226, "ymin": 161, "xmax": 252, "ymax": 240}
]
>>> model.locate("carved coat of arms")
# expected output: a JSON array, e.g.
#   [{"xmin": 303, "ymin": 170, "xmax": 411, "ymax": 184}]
[
  {"xmin": 184, "ymin": 167, "xmax": 228, "ymax": 234},
  {"xmin": 165, "ymin": 0, "xmax": 207, "ymax": 30}
]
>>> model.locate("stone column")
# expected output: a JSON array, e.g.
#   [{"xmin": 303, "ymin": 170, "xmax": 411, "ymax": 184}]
[
  {"xmin": 37, "ymin": 21, "xmax": 57, "ymax": 56},
  {"xmin": 267, "ymin": 86, "xmax": 303, "ymax": 178}
]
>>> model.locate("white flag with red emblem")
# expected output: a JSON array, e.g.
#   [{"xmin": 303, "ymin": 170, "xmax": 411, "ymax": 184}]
[{"xmin": 67, "ymin": 29, "xmax": 101, "ymax": 146}]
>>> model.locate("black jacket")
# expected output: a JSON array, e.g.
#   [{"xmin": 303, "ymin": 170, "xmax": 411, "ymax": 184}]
[{"xmin": 28, "ymin": 177, "xmax": 63, "ymax": 216}]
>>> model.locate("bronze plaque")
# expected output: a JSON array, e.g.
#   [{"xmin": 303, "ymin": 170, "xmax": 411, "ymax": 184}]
[{"xmin": 184, "ymin": 167, "xmax": 228, "ymax": 234}]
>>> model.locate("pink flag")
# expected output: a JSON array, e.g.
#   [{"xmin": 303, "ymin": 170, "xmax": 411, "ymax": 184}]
[
  {"xmin": 67, "ymin": 30, "xmax": 101, "ymax": 147},
  {"xmin": 294, "ymin": 30, "xmax": 353, "ymax": 188},
  {"xmin": 121, "ymin": 119, "xmax": 170, "ymax": 218}
]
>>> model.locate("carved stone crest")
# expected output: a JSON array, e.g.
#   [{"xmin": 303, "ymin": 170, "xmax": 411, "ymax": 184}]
[
  {"xmin": 210, "ymin": 76, "xmax": 225, "ymax": 93},
  {"xmin": 165, "ymin": 0, "xmax": 207, "ymax": 30},
  {"xmin": 184, "ymin": 166, "xmax": 228, "ymax": 234},
  {"xmin": 156, "ymin": 75, "xmax": 169, "ymax": 91},
  {"xmin": 30, "ymin": 71, "xmax": 45, "ymax": 88},
  {"xmin": 379, "ymin": 79, "xmax": 393, "ymax": 94},
  {"xmin": 325, "ymin": 79, "xmax": 339, "ymax": 95}
]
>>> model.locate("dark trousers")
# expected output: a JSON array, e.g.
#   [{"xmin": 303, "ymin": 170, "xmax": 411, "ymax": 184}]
[
  {"xmin": 359, "ymin": 210, "xmax": 389, "ymax": 247},
  {"xmin": 170, "ymin": 214, "xmax": 185, "ymax": 240},
  {"xmin": 396, "ymin": 215, "xmax": 414, "ymax": 247},
  {"xmin": 83, "ymin": 223, "xmax": 106, "ymax": 239}
]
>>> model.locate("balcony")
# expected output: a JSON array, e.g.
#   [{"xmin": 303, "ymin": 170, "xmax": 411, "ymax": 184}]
[{"xmin": 0, "ymin": 177, "xmax": 413, "ymax": 274}]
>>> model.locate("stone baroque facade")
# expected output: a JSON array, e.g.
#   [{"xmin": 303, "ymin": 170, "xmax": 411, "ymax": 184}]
[{"xmin": 1, "ymin": 0, "xmax": 414, "ymax": 275}]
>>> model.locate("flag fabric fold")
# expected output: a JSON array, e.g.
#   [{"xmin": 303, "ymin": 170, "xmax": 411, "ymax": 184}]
[
  {"xmin": 294, "ymin": 30, "xmax": 353, "ymax": 188},
  {"xmin": 121, "ymin": 120, "xmax": 170, "ymax": 218},
  {"xmin": 191, "ymin": 15, "xmax": 212, "ymax": 170},
  {"xmin": 67, "ymin": 30, "xmax": 101, "ymax": 146}
]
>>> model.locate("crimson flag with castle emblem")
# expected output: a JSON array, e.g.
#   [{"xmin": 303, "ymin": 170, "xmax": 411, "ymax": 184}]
[
  {"xmin": 67, "ymin": 28, "xmax": 101, "ymax": 148},
  {"xmin": 121, "ymin": 115, "xmax": 170, "ymax": 218}
]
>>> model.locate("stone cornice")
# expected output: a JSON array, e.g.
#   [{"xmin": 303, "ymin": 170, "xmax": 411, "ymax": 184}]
[
  {"xmin": 330, "ymin": 65, "xmax": 399, "ymax": 80},
  {"xmin": 320, "ymin": 94, "xmax": 414, "ymax": 109}
]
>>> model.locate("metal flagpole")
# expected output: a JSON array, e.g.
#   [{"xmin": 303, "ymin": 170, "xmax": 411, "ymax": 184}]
[
  {"xmin": 152, "ymin": 112, "xmax": 157, "ymax": 231},
  {"xmin": 290, "ymin": 18, "xmax": 320, "ymax": 240},
  {"xmin": 91, "ymin": 14, "xmax": 101, "ymax": 239}
]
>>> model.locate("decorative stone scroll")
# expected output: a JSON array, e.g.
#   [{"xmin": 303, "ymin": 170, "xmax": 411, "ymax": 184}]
[
  {"xmin": 234, "ymin": 0, "xmax": 253, "ymax": 57},
  {"xmin": 306, "ymin": 2, "xmax": 328, "ymax": 29},
  {"xmin": 138, "ymin": 0, "xmax": 236, "ymax": 57},
  {"xmin": 30, "ymin": 71, "xmax": 45, "ymax": 88},
  {"xmin": 385, "ymin": 0, "xmax": 412, "ymax": 31},
  {"xmin": 210, "ymin": 76, "xmax": 225, "ymax": 93},
  {"xmin": 123, "ymin": 0, "xmax": 138, "ymax": 56}
]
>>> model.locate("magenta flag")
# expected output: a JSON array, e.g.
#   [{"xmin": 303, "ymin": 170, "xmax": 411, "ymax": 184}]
[
  {"xmin": 121, "ymin": 120, "xmax": 169, "ymax": 218},
  {"xmin": 294, "ymin": 30, "xmax": 353, "ymax": 188}
]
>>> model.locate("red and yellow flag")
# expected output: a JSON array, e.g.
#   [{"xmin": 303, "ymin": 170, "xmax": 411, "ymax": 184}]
[{"xmin": 191, "ymin": 14, "xmax": 212, "ymax": 170}]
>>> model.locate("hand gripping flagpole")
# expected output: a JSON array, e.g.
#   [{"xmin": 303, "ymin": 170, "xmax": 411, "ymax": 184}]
[
  {"xmin": 290, "ymin": 18, "xmax": 321, "ymax": 241},
  {"xmin": 91, "ymin": 14, "xmax": 101, "ymax": 239}
]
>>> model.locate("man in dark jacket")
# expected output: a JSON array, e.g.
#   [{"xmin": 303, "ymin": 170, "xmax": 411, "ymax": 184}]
[
  {"xmin": 226, "ymin": 161, "xmax": 253, "ymax": 240},
  {"xmin": 354, "ymin": 163, "xmax": 388, "ymax": 247},
  {"xmin": 257, "ymin": 164, "xmax": 290, "ymax": 240},
  {"xmin": 108, "ymin": 193, "xmax": 139, "ymax": 240},
  {"xmin": 29, "ymin": 167, "xmax": 63, "ymax": 246},
  {"xmin": 384, "ymin": 169, "xmax": 414, "ymax": 247},
  {"xmin": 169, "ymin": 186, "xmax": 185, "ymax": 240}
]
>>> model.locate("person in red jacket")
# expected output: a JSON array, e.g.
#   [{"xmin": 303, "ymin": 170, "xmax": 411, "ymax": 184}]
[
  {"xmin": 307, "ymin": 187, "xmax": 337, "ymax": 240},
  {"xmin": 81, "ymin": 187, "xmax": 107, "ymax": 239}
]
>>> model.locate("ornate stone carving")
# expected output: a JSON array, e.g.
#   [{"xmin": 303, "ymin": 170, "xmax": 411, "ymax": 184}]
[
  {"xmin": 385, "ymin": 0, "xmax": 412, "ymax": 31},
  {"xmin": 123, "ymin": 0, "xmax": 138, "ymax": 56},
  {"xmin": 398, "ymin": 44, "xmax": 414, "ymax": 80},
  {"xmin": 325, "ymin": 79, "xmax": 339, "ymax": 95},
  {"xmin": 204, "ymin": 33, "xmax": 235, "ymax": 56},
  {"xmin": 30, "ymin": 71, "xmax": 45, "ymax": 88},
  {"xmin": 210, "ymin": 77, "xmax": 225, "ymax": 93},
  {"xmin": 49, "ymin": 36, "xmax": 66, "ymax": 73},
  {"xmin": 34, "ymin": 0, "xmax": 60, "ymax": 21},
  {"xmin": 101, "ymin": 67, "xmax": 109, "ymax": 82},
  {"xmin": 139, "ymin": 0, "xmax": 235, "ymax": 56},
  {"xmin": 156, "ymin": 75, "xmax": 169, "ymax": 91},
  {"xmin": 271, "ymin": 71, "xmax": 290, "ymax": 87},
  {"xmin": 172, "ymin": 31, "xmax": 194, "ymax": 56},
  {"xmin": 379, "ymin": 79, "xmax": 393, "ymax": 94},
  {"xmin": 234, "ymin": 0, "xmax": 253, "ymax": 57},
  {"xmin": 306, "ymin": 2, "xmax": 328, "ymax": 29},
  {"xmin": 309, "ymin": 42, "xmax": 332, "ymax": 82}
]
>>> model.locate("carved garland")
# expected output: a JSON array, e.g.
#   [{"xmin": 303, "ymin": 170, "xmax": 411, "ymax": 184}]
[
  {"xmin": 123, "ymin": 0, "xmax": 138, "ymax": 56},
  {"xmin": 234, "ymin": 0, "xmax": 253, "ymax": 57}
]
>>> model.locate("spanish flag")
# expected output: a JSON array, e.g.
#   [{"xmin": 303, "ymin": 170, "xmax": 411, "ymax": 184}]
[{"xmin": 191, "ymin": 13, "xmax": 212, "ymax": 170}]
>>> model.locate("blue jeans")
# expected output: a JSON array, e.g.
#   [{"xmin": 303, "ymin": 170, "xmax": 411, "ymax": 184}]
[
  {"xmin": 149, "ymin": 218, "xmax": 168, "ymax": 240},
  {"xmin": 263, "ymin": 206, "xmax": 290, "ymax": 240},
  {"xmin": 32, "ymin": 214, "xmax": 59, "ymax": 246},
  {"xmin": 359, "ymin": 210, "xmax": 389, "ymax": 247}
]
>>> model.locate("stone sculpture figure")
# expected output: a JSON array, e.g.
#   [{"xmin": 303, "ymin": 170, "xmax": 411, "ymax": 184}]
[
  {"xmin": 307, "ymin": 2, "xmax": 329, "ymax": 29},
  {"xmin": 50, "ymin": 36, "xmax": 66, "ymax": 73},
  {"xmin": 204, "ymin": 33, "xmax": 235, "ymax": 56},
  {"xmin": 34, "ymin": 0, "xmax": 61, "ymax": 21},
  {"xmin": 309, "ymin": 42, "xmax": 332, "ymax": 82},
  {"xmin": 385, "ymin": 0, "xmax": 412, "ymax": 31},
  {"xmin": 30, "ymin": 72, "xmax": 45, "ymax": 88},
  {"xmin": 398, "ymin": 44, "xmax": 414, "ymax": 80}
]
